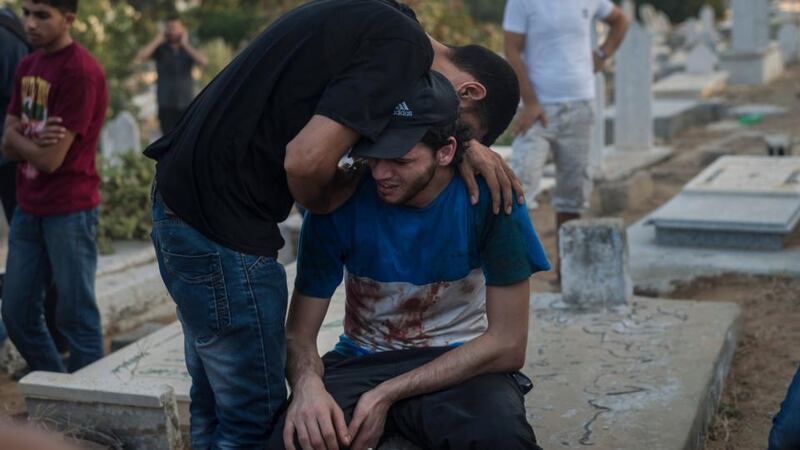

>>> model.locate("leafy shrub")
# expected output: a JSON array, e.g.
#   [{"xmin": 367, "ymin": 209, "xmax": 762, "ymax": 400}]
[{"xmin": 97, "ymin": 152, "xmax": 154, "ymax": 254}]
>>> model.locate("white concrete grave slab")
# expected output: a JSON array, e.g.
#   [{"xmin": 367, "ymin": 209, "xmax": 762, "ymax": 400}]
[
  {"xmin": 653, "ymin": 71, "xmax": 728, "ymax": 100},
  {"xmin": 646, "ymin": 156, "xmax": 800, "ymax": 251},
  {"xmin": 20, "ymin": 256, "xmax": 743, "ymax": 450},
  {"xmin": 0, "ymin": 241, "xmax": 172, "ymax": 374}
]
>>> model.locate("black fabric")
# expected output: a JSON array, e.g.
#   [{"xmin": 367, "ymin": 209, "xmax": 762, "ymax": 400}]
[
  {"xmin": 0, "ymin": 8, "xmax": 29, "ymax": 154},
  {"xmin": 0, "ymin": 162, "xmax": 17, "ymax": 222},
  {"xmin": 157, "ymin": 106, "xmax": 185, "ymax": 134},
  {"xmin": 152, "ymin": 43, "xmax": 194, "ymax": 109},
  {"xmin": 267, "ymin": 347, "xmax": 542, "ymax": 450},
  {"xmin": 144, "ymin": 0, "xmax": 432, "ymax": 257}
]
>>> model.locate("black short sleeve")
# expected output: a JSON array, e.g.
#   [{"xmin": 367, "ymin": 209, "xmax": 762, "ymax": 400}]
[{"xmin": 315, "ymin": 37, "xmax": 432, "ymax": 141}]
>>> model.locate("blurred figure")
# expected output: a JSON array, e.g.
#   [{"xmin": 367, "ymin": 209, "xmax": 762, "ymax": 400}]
[
  {"xmin": 136, "ymin": 15, "xmax": 207, "ymax": 134},
  {"xmin": 1, "ymin": 0, "xmax": 108, "ymax": 373},
  {"xmin": 769, "ymin": 365, "xmax": 800, "ymax": 450},
  {"xmin": 503, "ymin": 0, "xmax": 629, "ymax": 280},
  {"xmin": 0, "ymin": 421, "xmax": 82, "ymax": 450},
  {"xmin": 0, "ymin": 7, "xmax": 66, "ymax": 359},
  {"xmin": 0, "ymin": 6, "xmax": 29, "ymax": 348}
]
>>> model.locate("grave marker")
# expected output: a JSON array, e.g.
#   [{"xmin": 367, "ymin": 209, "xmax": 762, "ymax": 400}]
[
  {"xmin": 100, "ymin": 111, "xmax": 141, "ymax": 159},
  {"xmin": 647, "ymin": 156, "xmax": 800, "ymax": 250},
  {"xmin": 778, "ymin": 22, "xmax": 799, "ymax": 63},
  {"xmin": 614, "ymin": 22, "xmax": 653, "ymax": 151},
  {"xmin": 721, "ymin": 0, "xmax": 784, "ymax": 85}
]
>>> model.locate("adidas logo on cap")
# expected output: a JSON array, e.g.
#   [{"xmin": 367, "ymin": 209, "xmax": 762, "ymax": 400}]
[{"xmin": 393, "ymin": 102, "xmax": 413, "ymax": 117}]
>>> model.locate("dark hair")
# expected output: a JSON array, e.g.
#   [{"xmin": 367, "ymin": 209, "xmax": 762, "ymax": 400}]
[
  {"xmin": 32, "ymin": 0, "xmax": 77, "ymax": 13},
  {"xmin": 165, "ymin": 13, "xmax": 181, "ymax": 22},
  {"xmin": 449, "ymin": 45, "xmax": 520, "ymax": 146},
  {"xmin": 420, "ymin": 120, "xmax": 473, "ymax": 166}
]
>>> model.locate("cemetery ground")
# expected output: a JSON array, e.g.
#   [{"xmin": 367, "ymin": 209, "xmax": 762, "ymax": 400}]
[{"xmin": 0, "ymin": 67, "xmax": 798, "ymax": 449}]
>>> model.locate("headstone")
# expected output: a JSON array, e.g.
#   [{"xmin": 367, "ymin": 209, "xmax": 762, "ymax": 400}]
[
  {"xmin": 621, "ymin": 0, "xmax": 635, "ymax": 20},
  {"xmin": 721, "ymin": 0, "xmax": 784, "ymax": 85},
  {"xmin": 590, "ymin": 21, "xmax": 606, "ymax": 174},
  {"xmin": 559, "ymin": 218, "xmax": 632, "ymax": 309},
  {"xmin": 675, "ymin": 19, "xmax": 704, "ymax": 49},
  {"xmin": 699, "ymin": 4, "xmax": 720, "ymax": 46},
  {"xmin": 647, "ymin": 156, "xmax": 800, "ymax": 250},
  {"xmin": 100, "ymin": 111, "xmax": 141, "ymax": 159},
  {"xmin": 778, "ymin": 22, "xmax": 799, "ymax": 63},
  {"xmin": 686, "ymin": 42, "xmax": 719, "ymax": 74},
  {"xmin": 614, "ymin": 22, "xmax": 653, "ymax": 151}
]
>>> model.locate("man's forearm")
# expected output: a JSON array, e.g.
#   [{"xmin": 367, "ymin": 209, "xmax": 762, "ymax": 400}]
[
  {"xmin": 183, "ymin": 43, "xmax": 208, "ymax": 67},
  {"xmin": 3, "ymin": 127, "xmax": 44, "ymax": 166},
  {"xmin": 600, "ymin": 14, "xmax": 630, "ymax": 57},
  {"xmin": 286, "ymin": 337, "xmax": 325, "ymax": 389},
  {"xmin": 505, "ymin": 51, "xmax": 539, "ymax": 107},
  {"xmin": 288, "ymin": 163, "xmax": 364, "ymax": 214},
  {"xmin": 374, "ymin": 332, "xmax": 523, "ymax": 404}
]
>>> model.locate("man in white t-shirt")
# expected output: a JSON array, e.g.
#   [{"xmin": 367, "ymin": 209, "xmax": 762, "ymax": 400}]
[{"xmin": 503, "ymin": 0, "xmax": 628, "ymax": 277}]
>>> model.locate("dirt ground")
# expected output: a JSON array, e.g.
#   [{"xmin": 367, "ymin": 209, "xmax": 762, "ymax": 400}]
[{"xmin": 0, "ymin": 67, "xmax": 798, "ymax": 448}]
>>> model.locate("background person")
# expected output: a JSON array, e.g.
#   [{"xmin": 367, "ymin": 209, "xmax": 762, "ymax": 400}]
[
  {"xmin": 135, "ymin": 14, "xmax": 206, "ymax": 134},
  {"xmin": 503, "ymin": 0, "xmax": 628, "ymax": 280},
  {"xmin": 1, "ymin": 0, "xmax": 108, "ymax": 373}
]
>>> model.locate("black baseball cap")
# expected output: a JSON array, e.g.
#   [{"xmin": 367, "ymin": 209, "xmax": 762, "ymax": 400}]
[{"xmin": 351, "ymin": 70, "xmax": 459, "ymax": 159}]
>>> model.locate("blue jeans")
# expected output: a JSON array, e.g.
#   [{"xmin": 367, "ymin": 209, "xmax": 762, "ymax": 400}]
[
  {"xmin": 1, "ymin": 208, "xmax": 102, "ymax": 372},
  {"xmin": 151, "ymin": 191, "xmax": 288, "ymax": 449},
  {"xmin": 769, "ymin": 365, "xmax": 800, "ymax": 450}
]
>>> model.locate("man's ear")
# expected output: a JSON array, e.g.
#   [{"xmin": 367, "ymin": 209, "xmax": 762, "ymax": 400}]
[
  {"xmin": 64, "ymin": 11, "xmax": 76, "ymax": 26},
  {"xmin": 436, "ymin": 136, "xmax": 458, "ymax": 166},
  {"xmin": 457, "ymin": 81, "xmax": 487, "ymax": 102}
]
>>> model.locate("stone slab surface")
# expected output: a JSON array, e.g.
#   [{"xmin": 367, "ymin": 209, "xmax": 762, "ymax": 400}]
[
  {"xmin": 599, "ymin": 146, "xmax": 674, "ymax": 182},
  {"xmin": 21, "ymin": 260, "xmax": 742, "ymax": 450},
  {"xmin": 653, "ymin": 72, "xmax": 729, "ymax": 99},
  {"xmin": 647, "ymin": 156, "xmax": 800, "ymax": 239},
  {"xmin": 526, "ymin": 294, "xmax": 740, "ymax": 450},
  {"xmin": 605, "ymin": 99, "xmax": 722, "ymax": 144},
  {"xmin": 721, "ymin": 43, "xmax": 784, "ymax": 86},
  {"xmin": 628, "ymin": 218, "xmax": 800, "ymax": 294}
]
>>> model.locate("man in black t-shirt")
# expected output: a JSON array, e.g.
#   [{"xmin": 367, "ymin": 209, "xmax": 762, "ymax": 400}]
[
  {"xmin": 145, "ymin": 1, "xmax": 523, "ymax": 447},
  {"xmin": 136, "ymin": 15, "xmax": 206, "ymax": 133}
]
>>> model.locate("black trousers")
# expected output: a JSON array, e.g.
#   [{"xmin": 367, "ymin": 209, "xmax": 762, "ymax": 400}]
[
  {"xmin": 158, "ymin": 106, "xmax": 185, "ymax": 135},
  {"xmin": 268, "ymin": 347, "xmax": 542, "ymax": 450}
]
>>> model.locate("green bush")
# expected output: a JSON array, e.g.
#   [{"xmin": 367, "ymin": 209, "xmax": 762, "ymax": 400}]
[
  {"xmin": 623, "ymin": 0, "xmax": 726, "ymax": 23},
  {"xmin": 97, "ymin": 152, "xmax": 154, "ymax": 254}
]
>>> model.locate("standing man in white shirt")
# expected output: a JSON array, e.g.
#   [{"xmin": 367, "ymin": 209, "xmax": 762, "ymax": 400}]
[{"xmin": 503, "ymin": 0, "xmax": 628, "ymax": 278}]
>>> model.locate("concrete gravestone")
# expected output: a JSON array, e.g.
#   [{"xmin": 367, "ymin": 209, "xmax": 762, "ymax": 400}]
[
  {"xmin": 614, "ymin": 22, "xmax": 653, "ymax": 152},
  {"xmin": 721, "ymin": 0, "xmax": 784, "ymax": 85},
  {"xmin": 778, "ymin": 22, "xmax": 799, "ymax": 63},
  {"xmin": 647, "ymin": 156, "xmax": 800, "ymax": 250},
  {"xmin": 100, "ymin": 111, "xmax": 141, "ymax": 159},
  {"xmin": 686, "ymin": 42, "xmax": 719, "ymax": 75},
  {"xmin": 699, "ymin": 4, "xmax": 720, "ymax": 47}
]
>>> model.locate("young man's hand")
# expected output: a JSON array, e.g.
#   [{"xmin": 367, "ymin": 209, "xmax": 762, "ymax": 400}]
[
  {"xmin": 32, "ymin": 117, "xmax": 66, "ymax": 147},
  {"xmin": 283, "ymin": 376, "xmax": 351, "ymax": 450},
  {"xmin": 514, "ymin": 103, "xmax": 547, "ymax": 135},
  {"xmin": 347, "ymin": 387, "xmax": 393, "ymax": 450},
  {"xmin": 459, "ymin": 140, "xmax": 525, "ymax": 215}
]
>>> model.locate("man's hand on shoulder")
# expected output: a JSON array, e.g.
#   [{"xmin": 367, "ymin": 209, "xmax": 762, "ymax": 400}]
[
  {"xmin": 459, "ymin": 139, "xmax": 524, "ymax": 215},
  {"xmin": 283, "ymin": 376, "xmax": 351, "ymax": 450},
  {"xmin": 348, "ymin": 387, "xmax": 393, "ymax": 450}
]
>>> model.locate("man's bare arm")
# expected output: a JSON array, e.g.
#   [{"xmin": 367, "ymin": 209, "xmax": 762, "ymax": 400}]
[
  {"xmin": 180, "ymin": 33, "xmax": 208, "ymax": 67},
  {"xmin": 2, "ymin": 115, "xmax": 74, "ymax": 173},
  {"xmin": 594, "ymin": 7, "xmax": 630, "ymax": 72},
  {"xmin": 347, "ymin": 280, "xmax": 531, "ymax": 450},
  {"xmin": 504, "ymin": 31, "xmax": 548, "ymax": 136},
  {"xmin": 284, "ymin": 114, "xmax": 364, "ymax": 214},
  {"xmin": 135, "ymin": 33, "xmax": 164, "ymax": 64},
  {"xmin": 283, "ymin": 292, "xmax": 351, "ymax": 450}
]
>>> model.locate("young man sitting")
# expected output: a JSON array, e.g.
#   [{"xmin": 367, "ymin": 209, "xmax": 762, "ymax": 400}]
[{"xmin": 268, "ymin": 71, "xmax": 550, "ymax": 450}]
